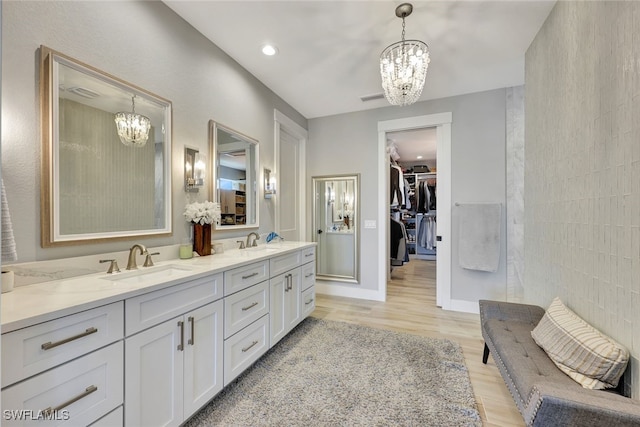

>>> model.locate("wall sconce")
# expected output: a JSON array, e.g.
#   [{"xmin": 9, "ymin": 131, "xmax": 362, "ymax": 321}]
[
  {"xmin": 264, "ymin": 168, "xmax": 276, "ymax": 199},
  {"xmin": 185, "ymin": 147, "xmax": 206, "ymax": 192}
]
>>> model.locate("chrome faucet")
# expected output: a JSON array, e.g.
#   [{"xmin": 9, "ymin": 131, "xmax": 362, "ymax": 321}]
[
  {"xmin": 126, "ymin": 244, "xmax": 147, "ymax": 270},
  {"xmin": 246, "ymin": 232, "xmax": 260, "ymax": 248}
]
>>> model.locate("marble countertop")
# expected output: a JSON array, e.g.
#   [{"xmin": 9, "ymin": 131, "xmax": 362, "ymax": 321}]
[{"xmin": 1, "ymin": 241, "xmax": 315, "ymax": 333}]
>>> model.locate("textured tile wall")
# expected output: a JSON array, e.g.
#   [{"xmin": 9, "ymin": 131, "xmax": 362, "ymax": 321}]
[
  {"xmin": 525, "ymin": 1, "xmax": 640, "ymax": 397},
  {"xmin": 506, "ymin": 86, "xmax": 525, "ymax": 302}
]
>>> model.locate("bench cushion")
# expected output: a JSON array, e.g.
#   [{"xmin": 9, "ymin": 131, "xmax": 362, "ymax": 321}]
[{"xmin": 531, "ymin": 298, "xmax": 629, "ymax": 389}]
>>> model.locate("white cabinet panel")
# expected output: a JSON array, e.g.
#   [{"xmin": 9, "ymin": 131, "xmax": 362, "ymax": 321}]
[
  {"xmin": 269, "ymin": 268, "xmax": 301, "ymax": 347},
  {"xmin": 125, "ymin": 319, "xmax": 183, "ymax": 427},
  {"xmin": 2, "ymin": 342, "xmax": 123, "ymax": 427},
  {"xmin": 301, "ymin": 261, "xmax": 316, "ymax": 292},
  {"xmin": 269, "ymin": 251, "xmax": 301, "ymax": 278},
  {"xmin": 224, "ymin": 281, "xmax": 269, "ymax": 339},
  {"xmin": 2, "ymin": 302, "xmax": 124, "ymax": 388},
  {"xmin": 183, "ymin": 300, "xmax": 224, "ymax": 416},
  {"xmin": 223, "ymin": 261, "xmax": 269, "ymax": 295},
  {"xmin": 301, "ymin": 286, "xmax": 316, "ymax": 319},
  {"xmin": 223, "ymin": 314, "xmax": 269, "ymax": 386},
  {"xmin": 125, "ymin": 273, "xmax": 222, "ymax": 336}
]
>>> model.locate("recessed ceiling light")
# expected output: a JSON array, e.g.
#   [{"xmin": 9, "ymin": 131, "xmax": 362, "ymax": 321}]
[
  {"xmin": 262, "ymin": 44, "xmax": 278, "ymax": 56},
  {"xmin": 417, "ymin": 155, "xmax": 423, "ymax": 159}
]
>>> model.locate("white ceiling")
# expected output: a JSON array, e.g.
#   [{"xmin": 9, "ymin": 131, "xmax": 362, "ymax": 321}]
[
  {"xmin": 387, "ymin": 127, "xmax": 437, "ymax": 163},
  {"xmin": 164, "ymin": 0, "xmax": 555, "ymax": 119}
]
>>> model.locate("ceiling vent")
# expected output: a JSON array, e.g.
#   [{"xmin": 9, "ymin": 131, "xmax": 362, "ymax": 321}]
[{"xmin": 360, "ymin": 93, "xmax": 385, "ymax": 102}]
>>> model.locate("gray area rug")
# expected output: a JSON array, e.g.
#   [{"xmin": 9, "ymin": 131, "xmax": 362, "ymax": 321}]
[{"xmin": 185, "ymin": 317, "xmax": 481, "ymax": 426}]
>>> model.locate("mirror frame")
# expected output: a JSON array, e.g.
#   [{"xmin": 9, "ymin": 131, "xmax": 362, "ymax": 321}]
[
  {"xmin": 209, "ymin": 120, "xmax": 259, "ymax": 230},
  {"xmin": 40, "ymin": 46, "xmax": 173, "ymax": 247},
  {"xmin": 312, "ymin": 174, "xmax": 360, "ymax": 284}
]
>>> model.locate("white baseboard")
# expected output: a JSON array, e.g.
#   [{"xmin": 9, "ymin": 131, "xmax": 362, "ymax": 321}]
[
  {"xmin": 446, "ymin": 298, "xmax": 480, "ymax": 314},
  {"xmin": 315, "ymin": 281, "xmax": 386, "ymax": 302}
]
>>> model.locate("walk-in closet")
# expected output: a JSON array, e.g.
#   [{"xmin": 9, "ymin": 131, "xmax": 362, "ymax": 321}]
[{"xmin": 388, "ymin": 128, "xmax": 437, "ymax": 271}]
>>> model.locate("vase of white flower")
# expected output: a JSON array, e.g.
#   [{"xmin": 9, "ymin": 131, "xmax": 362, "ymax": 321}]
[
  {"xmin": 184, "ymin": 201, "xmax": 221, "ymax": 257},
  {"xmin": 193, "ymin": 223, "xmax": 212, "ymax": 256}
]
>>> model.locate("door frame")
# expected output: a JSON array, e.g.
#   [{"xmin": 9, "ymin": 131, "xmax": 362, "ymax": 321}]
[
  {"xmin": 377, "ymin": 112, "xmax": 452, "ymax": 308},
  {"xmin": 274, "ymin": 109, "xmax": 308, "ymax": 240}
]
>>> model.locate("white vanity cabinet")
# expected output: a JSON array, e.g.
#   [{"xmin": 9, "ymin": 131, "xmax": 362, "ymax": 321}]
[
  {"xmin": 222, "ymin": 261, "xmax": 271, "ymax": 386},
  {"xmin": 124, "ymin": 273, "xmax": 223, "ymax": 427},
  {"xmin": 1, "ymin": 302, "xmax": 124, "ymax": 426},
  {"xmin": 270, "ymin": 246, "xmax": 316, "ymax": 347}
]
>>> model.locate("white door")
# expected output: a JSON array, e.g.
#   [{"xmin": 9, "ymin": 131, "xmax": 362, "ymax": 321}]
[
  {"xmin": 125, "ymin": 319, "xmax": 183, "ymax": 427},
  {"xmin": 274, "ymin": 110, "xmax": 307, "ymax": 241},
  {"xmin": 278, "ymin": 128, "xmax": 300, "ymax": 240},
  {"xmin": 183, "ymin": 300, "xmax": 223, "ymax": 416}
]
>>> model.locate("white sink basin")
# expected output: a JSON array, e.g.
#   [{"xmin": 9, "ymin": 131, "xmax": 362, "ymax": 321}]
[{"xmin": 101, "ymin": 264, "xmax": 196, "ymax": 285}]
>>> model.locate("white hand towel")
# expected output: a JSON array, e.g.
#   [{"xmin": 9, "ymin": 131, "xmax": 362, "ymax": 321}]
[
  {"xmin": 2, "ymin": 179, "xmax": 17, "ymax": 263},
  {"xmin": 458, "ymin": 203, "xmax": 501, "ymax": 272}
]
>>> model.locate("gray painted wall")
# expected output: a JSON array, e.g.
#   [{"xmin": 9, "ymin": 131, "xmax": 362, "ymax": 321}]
[
  {"xmin": 308, "ymin": 88, "xmax": 508, "ymax": 303},
  {"xmin": 525, "ymin": 1, "xmax": 639, "ymax": 397},
  {"xmin": 1, "ymin": 0, "xmax": 306, "ymax": 262}
]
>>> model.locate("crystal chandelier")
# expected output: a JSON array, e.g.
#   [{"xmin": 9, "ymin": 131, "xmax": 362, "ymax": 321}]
[
  {"xmin": 380, "ymin": 3, "xmax": 430, "ymax": 106},
  {"xmin": 114, "ymin": 95, "xmax": 151, "ymax": 147}
]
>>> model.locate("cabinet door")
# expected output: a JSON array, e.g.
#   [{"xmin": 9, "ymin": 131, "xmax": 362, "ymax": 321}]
[
  {"xmin": 269, "ymin": 273, "xmax": 287, "ymax": 347},
  {"xmin": 269, "ymin": 267, "xmax": 301, "ymax": 347},
  {"xmin": 183, "ymin": 300, "xmax": 224, "ymax": 417},
  {"xmin": 125, "ymin": 319, "xmax": 183, "ymax": 427},
  {"xmin": 286, "ymin": 267, "xmax": 302, "ymax": 332}
]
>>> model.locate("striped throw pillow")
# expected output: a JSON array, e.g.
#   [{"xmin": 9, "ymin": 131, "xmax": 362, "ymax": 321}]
[{"xmin": 531, "ymin": 297, "xmax": 629, "ymax": 390}]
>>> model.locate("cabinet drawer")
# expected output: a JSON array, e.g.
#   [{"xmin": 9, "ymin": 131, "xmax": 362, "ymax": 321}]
[
  {"xmin": 125, "ymin": 273, "xmax": 222, "ymax": 336},
  {"xmin": 2, "ymin": 302, "xmax": 124, "ymax": 388},
  {"xmin": 224, "ymin": 281, "xmax": 269, "ymax": 339},
  {"xmin": 88, "ymin": 406, "xmax": 122, "ymax": 426},
  {"xmin": 301, "ymin": 286, "xmax": 316, "ymax": 319},
  {"xmin": 301, "ymin": 261, "xmax": 316, "ymax": 292},
  {"xmin": 224, "ymin": 314, "xmax": 269, "ymax": 386},
  {"xmin": 270, "ymin": 251, "xmax": 301, "ymax": 277},
  {"xmin": 301, "ymin": 246, "xmax": 316, "ymax": 264},
  {"xmin": 2, "ymin": 342, "xmax": 123, "ymax": 427},
  {"xmin": 224, "ymin": 261, "xmax": 268, "ymax": 295}
]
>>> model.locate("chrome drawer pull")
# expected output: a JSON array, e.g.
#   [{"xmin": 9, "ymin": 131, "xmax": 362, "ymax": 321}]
[
  {"xmin": 42, "ymin": 385, "xmax": 97, "ymax": 415},
  {"xmin": 241, "ymin": 340, "xmax": 259, "ymax": 352},
  {"xmin": 241, "ymin": 272, "xmax": 259, "ymax": 280},
  {"xmin": 241, "ymin": 302, "xmax": 259, "ymax": 311},
  {"xmin": 305, "ymin": 253, "xmax": 314, "ymax": 257},
  {"xmin": 178, "ymin": 320, "xmax": 184, "ymax": 351},
  {"xmin": 188, "ymin": 316, "xmax": 195, "ymax": 346},
  {"xmin": 305, "ymin": 273, "xmax": 314, "ymax": 278},
  {"xmin": 41, "ymin": 327, "xmax": 98, "ymax": 350},
  {"xmin": 305, "ymin": 298, "xmax": 315, "ymax": 305}
]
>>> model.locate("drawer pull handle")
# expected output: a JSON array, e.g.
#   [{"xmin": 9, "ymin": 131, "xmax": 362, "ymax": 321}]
[
  {"xmin": 41, "ymin": 327, "xmax": 98, "ymax": 350},
  {"xmin": 305, "ymin": 253, "xmax": 314, "ymax": 257},
  {"xmin": 242, "ymin": 272, "xmax": 259, "ymax": 280},
  {"xmin": 305, "ymin": 298, "xmax": 315, "ymax": 305},
  {"xmin": 42, "ymin": 385, "xmax": 97, "ymax": 416},
  {"xmin": 188, "ymin": 316, "xmax": 195, "ymax": 346},
  {"xmin": 305, "ymin": 273, "xmax": 314, "ymax": 278},
  {"xmin": 242, "ymin": 302, "xmax": 259, "ymax": 311},
  {"xmin": 242, "ymin": 340, "xmax": 259, "ymax": 352},
  {"xmin": 178, "ymin": 320, "xmax": 184, "ymax": 351}
]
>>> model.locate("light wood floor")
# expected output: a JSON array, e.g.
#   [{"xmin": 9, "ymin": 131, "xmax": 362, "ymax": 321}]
[{"xmin": 311, "ymin": 259, "xmax": 524, "ymax": 427}]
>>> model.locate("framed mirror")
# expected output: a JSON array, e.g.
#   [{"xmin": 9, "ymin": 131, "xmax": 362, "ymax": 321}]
[
  {"xmin": 40, "ymin": 46, "xmax": 172, "ymax": 247},
  {"xmin": 312, "ymin": 174, "xmax": 360, "ymax": 283},
  {"xmin": 209, "ymin": 121, "xmax": 259, "ymax": 229}
]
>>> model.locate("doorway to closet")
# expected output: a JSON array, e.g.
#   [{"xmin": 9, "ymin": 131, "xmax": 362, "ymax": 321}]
[
  {"xmin": 388, "ymin": 128, "xmax": 438, "ymax": 265},
  {"xmin": 377, "ymin": 113, "xmax": 452, "ymax": 308}
]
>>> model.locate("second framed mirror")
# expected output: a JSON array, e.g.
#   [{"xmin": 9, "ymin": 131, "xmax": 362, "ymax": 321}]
[{"xmin": 209, "ymin": 121, "xmax": 259, "ymax": 229}]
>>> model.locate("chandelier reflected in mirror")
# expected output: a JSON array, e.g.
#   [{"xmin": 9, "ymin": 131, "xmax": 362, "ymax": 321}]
[
  {"xmin": 380, "ymin": 3, "xmax": 430, "ymax": 106},
  {"xmin": 114, "ymin": 95, "xmax": 151, "ymax": 147}
]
